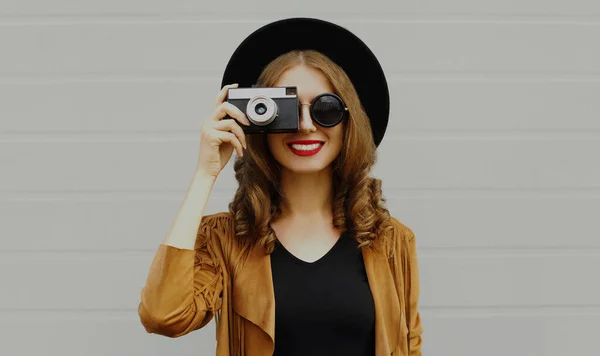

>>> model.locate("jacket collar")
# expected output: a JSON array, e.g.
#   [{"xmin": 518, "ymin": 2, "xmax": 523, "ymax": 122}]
[{"xmin": 232, "ymin": 239, "xmax": 401, "ymax": 355}]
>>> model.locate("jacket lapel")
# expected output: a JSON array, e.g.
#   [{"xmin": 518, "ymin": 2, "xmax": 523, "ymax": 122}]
[
  {"xmin": 362, "ymin": 244, "xmax": 401, "ymax": 355},
  {"xmin": 232, "ymin": 240, "xmax": 400, "ymax": 356},
  {"xmin": 232, "ymin": 242, "xmax": 276, "ymax": 349}
]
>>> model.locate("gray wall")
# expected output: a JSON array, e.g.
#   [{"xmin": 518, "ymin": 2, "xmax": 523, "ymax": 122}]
[{"xmin": 1, "ymin": 1, "xmax": 599, "ymax": 355}]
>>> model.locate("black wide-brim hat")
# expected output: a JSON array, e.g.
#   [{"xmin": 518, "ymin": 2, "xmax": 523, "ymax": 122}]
[{"xmin": 220, "ymin": 17, "xmax": 389, "ymax": 147}]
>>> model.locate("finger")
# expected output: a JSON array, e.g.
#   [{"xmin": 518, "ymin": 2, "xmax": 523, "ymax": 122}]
[
  {"xmin": 215, "ymin": 83, "xmax": 239, "ymax": 108},
  {"xmin": 212, "ymin": 101, "xmax": 251, "ymax": 126},
  {"xmin": 213, "ymin": 119, "xmax": 248, "ymax": 149},
  {"xmin": 215, "ymin": 130, "xmax": 244, "ymax": 157}
]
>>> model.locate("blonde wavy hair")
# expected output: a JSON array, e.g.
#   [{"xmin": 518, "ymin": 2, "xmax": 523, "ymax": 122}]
[{"xmin": 227, "ymin": 50, "xmax": 394, "ymax": 257}]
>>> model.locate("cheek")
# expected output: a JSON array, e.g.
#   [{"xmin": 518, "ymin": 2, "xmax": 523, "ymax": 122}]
[
  {"xmin": 329, "ymin": 125, "xmax": 345, "ymax": 147},
  {"xmin": 267, "ymin": 134, "xmax": 286, "ymax": 155}
]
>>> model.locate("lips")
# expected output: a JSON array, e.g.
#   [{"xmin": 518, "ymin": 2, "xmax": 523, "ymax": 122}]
[
  {"xmin": 287, "ymin": 140, "xmax": 325, "ymax": 157},
  {"xmin": 287, "ymin": 140, "xmax": 324, "ymax": 145}
]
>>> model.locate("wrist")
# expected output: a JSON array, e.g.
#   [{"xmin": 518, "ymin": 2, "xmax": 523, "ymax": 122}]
[{"xmin": 192, "ymin": 170, "xmax": 217, "ymax": 184}]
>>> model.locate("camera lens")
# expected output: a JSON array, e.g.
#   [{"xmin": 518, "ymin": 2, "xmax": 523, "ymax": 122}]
[
  {"xmin": 246, "ymin": 95, "xmax": 277, "ymax": 126},
  {"xmin": 255, "ymin": 103, "xmax": 267, "ymax": 115}
]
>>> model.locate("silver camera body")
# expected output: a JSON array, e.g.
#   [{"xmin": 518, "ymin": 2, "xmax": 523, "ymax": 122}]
[{"xmin": 226, "ymin": 86, "xmax": 300, "ymax": 133}]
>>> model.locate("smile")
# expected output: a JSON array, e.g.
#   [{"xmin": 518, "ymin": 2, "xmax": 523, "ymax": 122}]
[{"xmin": 287, "ymin": 142, "xmax": 325, "ymax": 156}]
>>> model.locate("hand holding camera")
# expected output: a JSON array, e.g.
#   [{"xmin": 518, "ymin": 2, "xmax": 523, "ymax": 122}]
[{"xmin": 195, "ymin": 83, "xmax": 251, "ymax": 179}]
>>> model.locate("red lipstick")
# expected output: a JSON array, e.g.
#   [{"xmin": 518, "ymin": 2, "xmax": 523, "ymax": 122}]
[
  {"xmin": 287, "ymin": 140, "xmax": 324, "ymax": 145},
  {"xmin": 287, "ymin": 140, "xmax": 325, "ymax": 157}
]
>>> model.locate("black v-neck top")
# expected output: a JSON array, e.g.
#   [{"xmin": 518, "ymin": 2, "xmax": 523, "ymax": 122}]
[{"xmin": 270, "ymin": 231, "xmax": 376, "ymax": 356}]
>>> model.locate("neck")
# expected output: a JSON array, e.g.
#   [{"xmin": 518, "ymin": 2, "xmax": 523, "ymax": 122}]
[{"xmin": 278, "ymin": 166, "xmax": 334, "ymax": 221}]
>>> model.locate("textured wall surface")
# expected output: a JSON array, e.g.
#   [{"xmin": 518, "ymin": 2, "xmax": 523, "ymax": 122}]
[{"xmin": 1, "ymin": 1, "xmax": 599, "ymax": 355}]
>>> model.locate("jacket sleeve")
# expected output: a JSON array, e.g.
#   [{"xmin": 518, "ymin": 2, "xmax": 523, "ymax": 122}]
[
  {"xmin": 404, "ymin": 227, "xmax": 423, "ymax": 355},
  {"xmin": 390, "ymin": 217, "xmax": 423, "ymax": 356},
  {"xmin": 138, "ymin": 214, "xmax": 227, "ymax": 338}
]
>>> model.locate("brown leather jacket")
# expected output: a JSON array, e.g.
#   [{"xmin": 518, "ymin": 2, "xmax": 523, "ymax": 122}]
[{"xmin": 138, "ymin": 211, "xmax": 423, "ymax": 355}]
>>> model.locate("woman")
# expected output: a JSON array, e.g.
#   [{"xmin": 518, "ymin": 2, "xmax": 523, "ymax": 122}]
[{"xmin": 138, "ymin": 18, "xmax": 423, "ymax": 356}]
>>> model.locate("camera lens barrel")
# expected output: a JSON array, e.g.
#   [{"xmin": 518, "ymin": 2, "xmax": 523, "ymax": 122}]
[{"xmin": 246, "ymin": 95, "xmax": 278, "ymax": 126}]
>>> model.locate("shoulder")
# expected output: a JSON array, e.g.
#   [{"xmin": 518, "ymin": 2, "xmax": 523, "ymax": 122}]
[
  {"xmin": 197, "ymin": 211, "xmax": 236, "ymax": 245},
  {"xmin": 383, "ymin": 216, "xmax": 417, "ymax": 260},
  {"xmin": 200, "ymin": 211, "xmax": 234, "ymax": 227},
  {"xmin": 202, "ymin": 211, "xmax": 233, "ymax": 223},
  {"xmin": 388, "ymin": 216, "xmax": 416, "ymax": 243}
]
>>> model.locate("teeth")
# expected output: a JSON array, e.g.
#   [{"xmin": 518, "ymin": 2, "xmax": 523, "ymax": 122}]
[{"xmin": 290, "ymin": 143, "xmax": 322, "ymax": 151}]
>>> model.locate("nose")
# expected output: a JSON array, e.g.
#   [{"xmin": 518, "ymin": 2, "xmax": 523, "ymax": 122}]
[{"xmin": 299, "ymin": 104, "xmax": 317, "ymax": 133}]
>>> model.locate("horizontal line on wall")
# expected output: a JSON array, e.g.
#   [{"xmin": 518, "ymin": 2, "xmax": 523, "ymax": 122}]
[
  {"xmin": 420, "ymin": 305, "xmax": 600, "ymax": 317},
  {"xmin": 418, "ymin": 249, "xmax": 600, "ymax": 259},
  {"xmin": 393, "ymin": 72, "xmax": 600, "ymax": 82},
  {"xmin": 0, "ymin": 308, "xmax": 136, "ymax": 313},
  {"xmin": 2, "ymin": 130, "xmax": 600, "ymax": 141},
  {"xmin": 2, "ymin": 71, "xmax": 600, "ymax": 83},
  {"xmin": 422, "ymin": 246, "xmax": 600, "ymax": 253},
  {"xmin": 3, "ymin": 189, "xmax": 600, "ymax": 200},
  {"xmin": 423, "ymin": 304, "xmax": 600, "ymax": 311},
  {"xmin": 1, "ymin": 13, "xmax": 600, "ymax": 25}
]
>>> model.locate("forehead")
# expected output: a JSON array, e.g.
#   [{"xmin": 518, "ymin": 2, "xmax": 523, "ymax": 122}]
[{"xmin": 273, "ymin": 65, "xmax": 334, "ymax": 101}]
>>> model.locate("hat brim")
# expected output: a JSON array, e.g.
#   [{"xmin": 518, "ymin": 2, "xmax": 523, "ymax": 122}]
[{"xmin": 220, "ymin": 17, "xmax": 389, "ymax": 147}]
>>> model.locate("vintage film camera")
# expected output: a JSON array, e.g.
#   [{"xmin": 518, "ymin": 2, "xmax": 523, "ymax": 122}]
[{"xmin": 226, "ymin": 86, "xmax": 300, "ymax": 133}]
